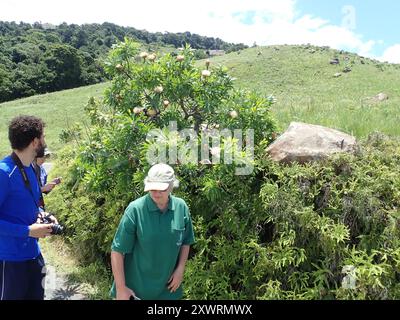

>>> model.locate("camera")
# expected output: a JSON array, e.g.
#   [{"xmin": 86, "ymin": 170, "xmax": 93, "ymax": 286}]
[{"xmin": 41, "ymin": 213, "xmax": 64, "ymax": 235}]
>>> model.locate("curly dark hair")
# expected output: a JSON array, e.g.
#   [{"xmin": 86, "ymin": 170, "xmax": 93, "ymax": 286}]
[{"xmin": 8, "ymin": 115, "xmax": 45, "ymax": 151}]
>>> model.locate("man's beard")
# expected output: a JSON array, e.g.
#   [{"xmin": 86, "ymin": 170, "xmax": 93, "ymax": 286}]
[{"xmin": 35, "ymin": 142, "xmax": 46, "ymax": 158}]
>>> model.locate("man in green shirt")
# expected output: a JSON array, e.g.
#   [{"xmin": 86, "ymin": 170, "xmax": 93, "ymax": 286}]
[{"xmin": 110, "ymin": 163, "xmax": 195, "ymax": 300}]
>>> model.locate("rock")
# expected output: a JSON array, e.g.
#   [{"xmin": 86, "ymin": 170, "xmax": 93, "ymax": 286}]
[
  {"xmin": 343, "ymin": 67, "xmax": 352, "ymax": 73},
  {"xmin": 334, "ymin": 73, "xmax": 342, "ymax": 78},
  {"xmin": 330, "ymin": 58, "xmax": 340, "ymax": 65},
  {"xmin": 266, "ymin": 122, "xmax": 357, "ymax": 164},
  {"xmin": 371, "ymin": 93, "xmax": 389, "ymax": 102}
]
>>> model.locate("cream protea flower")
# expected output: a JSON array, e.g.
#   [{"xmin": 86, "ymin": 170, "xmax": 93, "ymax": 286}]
[
  {"xmin": 205, "ymin": 59, "xmax": 210, "ymax": 68},
  {"xmin": 133, "ymin": 107, "xmax": 143, "ymax": 114},
  {"xmin": 229, "ymin": 110, "xmax": 238, "ymax": 118},
  {"xmin": 176, "ymin": 55, "xmax": 185, "ymax": 62},
  {"xmin": 163, "ymin": 100, "xmax": 170, "ymax": 107},
  {"xmin": 154, "ymin": 86, "xmax": 164, "ymax": 94},
  {"xmin": 139, "ymin": 52, "xmax": 148, "ymax": 59},
  {"xmin": 201, "ymin": 70, "xmax": 211, "ymax": 77},
  {"xmin": 147, "ymin": 53, "xmax": 156, "ymax": 61}
]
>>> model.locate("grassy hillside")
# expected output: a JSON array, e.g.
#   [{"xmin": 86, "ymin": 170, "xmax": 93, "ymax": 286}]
[
  {"xmin": 0, "ymin": 82, "xmax": 109, "ymax": 158},
  {"xmin": 210, "ymin": 45, "xmax": 400, "ymax": 137},
  {"xmin": 1, "ymin": 44, "xmax": 399, "ymax": 158}
]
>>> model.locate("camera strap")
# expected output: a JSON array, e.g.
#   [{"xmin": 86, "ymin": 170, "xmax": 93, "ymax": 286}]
[{"xmin": 10, "ymin": 152, "xmax": 42, "ymax": 211}]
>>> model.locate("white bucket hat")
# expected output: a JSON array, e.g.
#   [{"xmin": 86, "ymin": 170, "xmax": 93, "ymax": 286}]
[{"xmin": 144, "ymin": 163, "xmax": 179, "ymax": 192}]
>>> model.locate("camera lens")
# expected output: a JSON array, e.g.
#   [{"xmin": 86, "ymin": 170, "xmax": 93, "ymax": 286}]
[{"xmin": 51, "ymin": 224, "xmax": 64, "ymax": 235}]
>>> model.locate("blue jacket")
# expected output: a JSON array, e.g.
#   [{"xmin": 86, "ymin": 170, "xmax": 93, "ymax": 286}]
[{"xmin": 0, "ymin": 155, "xmax": 41, "ymax": 261}]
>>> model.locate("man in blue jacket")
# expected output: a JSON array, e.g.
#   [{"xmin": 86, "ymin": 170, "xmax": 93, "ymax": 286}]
[{"xmin": 0, "ymin": 115, "xmax": 58, "ymax": 300}]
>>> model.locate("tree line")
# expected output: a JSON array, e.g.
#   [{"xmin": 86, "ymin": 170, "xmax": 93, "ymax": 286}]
[{"xmin": 0, "ymin": 21, "xmax": 247, "ymax": 103}]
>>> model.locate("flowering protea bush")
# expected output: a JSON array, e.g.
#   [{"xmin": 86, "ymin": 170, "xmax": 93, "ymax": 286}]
[{"xmin": 46, "ymin": 38, "xmax": 400, "ymax": 300}]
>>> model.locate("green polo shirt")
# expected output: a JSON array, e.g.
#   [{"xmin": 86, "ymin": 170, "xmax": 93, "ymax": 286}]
[{"xmin": 110, "ymin": 193, "xmax": 195, "ymax": 300}]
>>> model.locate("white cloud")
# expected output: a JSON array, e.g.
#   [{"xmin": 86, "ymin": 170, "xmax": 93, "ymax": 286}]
[
  {"xmin": 0, "ymin": 0, "xmax": 385, "ymax": 60},
  {"xmin": 0, "ymin": 0, "xmax": 296, "ymax": 30},
  {"xmin": 379, "ymin": 45, "xmax": 400, "ymax": 64}
]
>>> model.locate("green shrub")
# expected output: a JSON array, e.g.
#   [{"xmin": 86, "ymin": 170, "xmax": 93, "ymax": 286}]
[{"xmin": 46, "ymin": 38, "xmax": 400, "ymax": 300}]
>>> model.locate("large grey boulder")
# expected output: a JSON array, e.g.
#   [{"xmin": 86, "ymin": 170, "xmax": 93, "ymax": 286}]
[{"xmin": 266, "ymin": 122, "xmax": 357, "ymax": 164}]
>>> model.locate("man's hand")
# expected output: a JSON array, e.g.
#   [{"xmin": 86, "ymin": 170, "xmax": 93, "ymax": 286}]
[
  {"xmin": 41, "ymin": 183, "xmax": 56, "ymax": 193},
  {"xmin": 29, "ymin": 223, "xmax": 52, "ymax": 238},
  {"xmin": 167, "ymin": 266, "xmax": 184, "ymax": 292},
  {"xmin": 36, "ymin": 212, "xmax": 59, "ymax": 225},
  {"xmin": 52, "ymin": 177, "xmax": 62, "ymax": 185},
  {"xmin": 116, "ymin": 286, "xmax": 136, "ymax": 300},
  {"xmin": 44, "ymin": 213, "xmax": 59, "ymax": 225}
]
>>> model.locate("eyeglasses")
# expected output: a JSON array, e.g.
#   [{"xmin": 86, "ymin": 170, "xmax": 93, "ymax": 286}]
[{"xmin": 150, "ymin": 188, "xmax": 169, "ymax": 193}]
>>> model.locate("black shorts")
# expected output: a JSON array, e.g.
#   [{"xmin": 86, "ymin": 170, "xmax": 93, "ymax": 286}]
[{"xmin": 0, "ymin": 254, "xmax": 46, "ymax": 300}]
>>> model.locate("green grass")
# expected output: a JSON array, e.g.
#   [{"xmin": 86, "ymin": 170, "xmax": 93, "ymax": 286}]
[
  {"xmin": 208, "ymin": 45, "xmax": 400, "ymax": 137},
  {"xmin": 1, "ymin": 45, "xmax": 400, "ymax": 158},
  {"xmin": 0, "ymin": 82, "xmax": 109, "ymax": 158}
]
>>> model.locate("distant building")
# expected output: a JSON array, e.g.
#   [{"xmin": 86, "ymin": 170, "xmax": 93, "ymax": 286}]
[{"xmin": 41, "ymin": 23, "xmax": 56, "ymax": 30}]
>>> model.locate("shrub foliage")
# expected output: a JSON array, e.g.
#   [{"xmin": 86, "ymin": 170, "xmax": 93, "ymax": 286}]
[{"xmin": 47, "ymin": 39, "xmax": 400, "ymax": 299}]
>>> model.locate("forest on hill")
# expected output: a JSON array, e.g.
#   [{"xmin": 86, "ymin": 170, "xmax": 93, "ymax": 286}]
[{"xmin": 0, "ymin": 21, "xmax": 247, "ymax": 103}]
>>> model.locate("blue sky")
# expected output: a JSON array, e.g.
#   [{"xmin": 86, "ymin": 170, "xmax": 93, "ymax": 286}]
[
  {"xmin": 296, "ymin": 0, "xmax": 400, "ymax": 57},
  {"xmin": 1, "ymin": 0, "xmax": 399, "ymax": 63}
]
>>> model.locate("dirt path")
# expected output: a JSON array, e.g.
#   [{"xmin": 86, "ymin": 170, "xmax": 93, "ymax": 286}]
[
  {"xmin": 40, "ymin": 238, "xmax": 89, "ymax": 300},
  {"xmin": 41, "ymin": 162, "xmax": 88, "ymax": 300},
  {"xmin": 40, "ymin": 162, "xmax": 110, "ymax": 300},
  {"xmin": 44, "ymin": 266, "xmax": 87, "ymax": 300}
]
